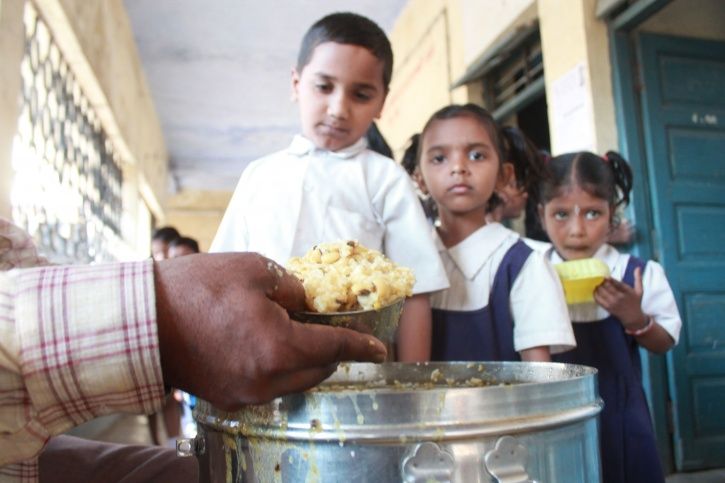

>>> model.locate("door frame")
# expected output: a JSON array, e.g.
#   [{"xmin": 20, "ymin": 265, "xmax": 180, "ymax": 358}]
[{"xmin": 607, "ymin": 0, "xmax": 675, "ymax": 472}]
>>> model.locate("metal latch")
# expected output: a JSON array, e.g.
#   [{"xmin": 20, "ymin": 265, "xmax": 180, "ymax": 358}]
[
  {"xmin": 176, "ymin": 435, "xmax": 205, "ymax": 457},
  {"xmin": 484, "ymin": 435, "xmax": 538, "ymax": 483}
]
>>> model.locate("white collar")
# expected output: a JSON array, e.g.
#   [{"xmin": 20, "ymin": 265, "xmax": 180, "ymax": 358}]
[
  {"xmin": 287, "ymin": 134, "xmax": 368, "ymax": 159},
  {"xmin": 435, "ymin": 222, "xmax": 512, "ymax": 280}
]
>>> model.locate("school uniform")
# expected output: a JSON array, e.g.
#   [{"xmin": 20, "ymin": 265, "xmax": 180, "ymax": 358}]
[
  {"xmin": 544, "ymin": 243, "xmax": 682, "ymax": 483},
  {"xmin": 211, "ymin": 134, "xmax": 449, "ymax": 295},
  {"xmin": 430, "ymin": 223, "xmax": 575, "ymax": 360}
]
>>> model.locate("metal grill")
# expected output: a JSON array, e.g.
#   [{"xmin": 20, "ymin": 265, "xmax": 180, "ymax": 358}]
[
  {"xmin": 483, "ymin": 33, "xmax": 544, "ymax": 115},
  {"xmin": 11, "ymin": 4, "xmax": 124, "ymax": 263}
]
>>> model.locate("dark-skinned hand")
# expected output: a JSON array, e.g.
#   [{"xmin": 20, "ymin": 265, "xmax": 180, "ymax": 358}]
[
  {"xmin": 594, "ymin": 266, "xmax": 648, "ymax": 331},
  {"xmin": 154, "ymin": 252, "xmax": 387, "ymax": 410}
]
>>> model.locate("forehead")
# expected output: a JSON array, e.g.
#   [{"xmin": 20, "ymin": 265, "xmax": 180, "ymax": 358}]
[
  {"xmin": 423, "ymin": 115, "xmax": 494, "ymax": 148},
  {"xmin": 302, "ymin": 42, "xmax": 385, "ymax": 87},
  {"xmin": 549, "ymin": 185, "xmax": 610, "ymax": 206}
]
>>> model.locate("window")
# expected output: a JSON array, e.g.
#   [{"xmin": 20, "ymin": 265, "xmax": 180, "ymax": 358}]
[{"xmin": 11, "ymin": 4, "xmax": 125, "ymax": 263}]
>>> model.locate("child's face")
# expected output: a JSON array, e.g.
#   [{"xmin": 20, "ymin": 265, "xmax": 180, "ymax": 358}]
[
  {"xmin": 292, "ymin": 42, "xmax": 386, "ymax": 152},
  {"xmin": 539, "ymin": 185, "xmax": 612, "ymax": 260},
  {"xmin": 169, "ymin": 245, "xmax": 196, "ymax": 258},
  {"xmin": 151, "ymin": 240, "xmax": 168, "ymax": 261},
  {"xmin": 418, "ymin": 116, "xmax": 502, "ymax": 219},
  {"xmin": 498, "ymin": 164, "xmax": 528, "ymax": 219}
]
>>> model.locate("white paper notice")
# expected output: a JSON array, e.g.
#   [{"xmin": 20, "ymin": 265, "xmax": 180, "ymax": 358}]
[{"xmin": 551, "ymin": 63, "xmax": 595, "ymax": 154}]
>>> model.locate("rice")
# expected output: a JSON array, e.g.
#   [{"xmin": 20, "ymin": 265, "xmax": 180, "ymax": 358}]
[{"xmin": 286, "ymin": 240, "xmax": 415, "ymax": 313}]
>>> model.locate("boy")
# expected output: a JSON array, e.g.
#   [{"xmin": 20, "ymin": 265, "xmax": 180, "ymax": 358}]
[{"xmin": 211, "ymin": 12, "xmax": 448, "ymax": 361}]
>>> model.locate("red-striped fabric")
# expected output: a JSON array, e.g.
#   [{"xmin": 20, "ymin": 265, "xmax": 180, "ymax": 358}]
[{"xmin": 0, "ymin": 259, "xmax": 165, "ymax": 482}]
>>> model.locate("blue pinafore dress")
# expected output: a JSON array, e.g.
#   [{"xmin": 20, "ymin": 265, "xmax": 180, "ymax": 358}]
[
  {"xmin": 430, "ymin": 240, "xmax": 532, "ymax": 361},
  {"xmin": 553, "ymin": 256, "xmax": 665, "ymax": 483}
]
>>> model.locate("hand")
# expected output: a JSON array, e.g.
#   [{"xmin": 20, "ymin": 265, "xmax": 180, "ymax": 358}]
[
  {"xmin": 154, "ymin": 252, "xmax": 387, "ymax": 410},
  {"xmin": 594, "ymin": 267, "xmax": 648, "ymax": 331}
]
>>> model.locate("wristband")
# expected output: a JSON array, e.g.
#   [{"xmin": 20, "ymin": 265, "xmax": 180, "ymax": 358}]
[{"xmin": 625, "ymin": 317, "xmax": 654, "ymax": 337}]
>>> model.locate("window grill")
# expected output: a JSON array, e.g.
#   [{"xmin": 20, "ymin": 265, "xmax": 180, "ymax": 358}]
[
  {"xmin": 11, "ymin": 3, "xmax": 124, "ymax": 263},
  {"xmin": 483, "ymin": 32, "xmax": 544, "ymax": 119}
]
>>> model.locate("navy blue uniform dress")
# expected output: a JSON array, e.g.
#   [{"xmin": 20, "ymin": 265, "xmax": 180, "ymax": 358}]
[
  {"xmin": 431, "ymin": 240, "xmax": 532, "ymax": 361},
  {"xmin": 553, "ymin": 256, "xmax": 665, "ymax": 483}
]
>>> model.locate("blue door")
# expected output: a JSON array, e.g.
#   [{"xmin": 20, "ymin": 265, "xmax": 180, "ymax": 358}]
[{"xmin": 638, "ymin": 33, "xmax": 725, "ymax": 471}]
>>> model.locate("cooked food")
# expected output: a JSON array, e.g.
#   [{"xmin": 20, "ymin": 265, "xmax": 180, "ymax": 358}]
[{"xmin": 286, "ymin": 240, "xmax": 415, "ymax": 313}]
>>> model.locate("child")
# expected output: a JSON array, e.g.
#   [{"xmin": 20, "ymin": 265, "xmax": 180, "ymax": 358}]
[
  {"xmin": 416, "ymin": 104, "xmax": 575, "ymax": 361},
  {"xmin": 400, "ymin": 133, "xmax": 436, "ymax": 224},
  {"xmin": 538, "ymin": 151, "xmax": 681, "ymax": 483},
  {"xmin": 211, "ymin": 13, "xmax": 448, "ymax": 361},
  {"xmin": 487, "ymin": 127, "xmax": 547, "ymax": 228},
  {"xmin": 151, "ymin": 226, "xmax": 180, "ymax": 261},
  {"xmin": 168, "ymin": 236, "xmax": 200, "ymax": 258}
]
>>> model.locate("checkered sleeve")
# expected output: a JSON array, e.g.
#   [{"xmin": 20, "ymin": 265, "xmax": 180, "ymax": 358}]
[{"xmin": 0, "ymin": 260, "xmax": 165, "ymax": 477}]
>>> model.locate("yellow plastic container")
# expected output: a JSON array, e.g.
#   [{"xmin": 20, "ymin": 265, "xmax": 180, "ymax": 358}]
[{"xmin": 554, "ymin": 258, "xmax": 610, "ymax": 305}]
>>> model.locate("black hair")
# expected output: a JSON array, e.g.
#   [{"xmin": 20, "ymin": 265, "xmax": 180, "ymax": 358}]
[
  {"xmin": 297, "ymin": 12, "xmax": 394, "ymax": 90},
  {"xmin": 366, "ymin": 122, "xmax": 393, "ymax": 158},
  {"xmin": 400, "ymin": 133, "xmax": 420, "ymax": 176},
  {"xmin": 501, "ymin": 126, "xmax": 548, "ymax": 203},
  {"xmin": 419, "ymin": 104, "xmax": 504, "ymax": 162},
  {"xmin": 500, "ymin": 127, "xmax": 550, "ymax": 240},
  {"xmin": 152, "ymin": 226, "xmax": 180, "ymax": 243},
  {"xmin": 169, "ymin": 236, "xmax": 200, "ymax": 253},
  {"xmin": 539, "ymin": 150, "xmax": 634, "ymax": 211},
  {"xmin": 419, "ymin": 104, "xmax": 505, "ymax": 209}
]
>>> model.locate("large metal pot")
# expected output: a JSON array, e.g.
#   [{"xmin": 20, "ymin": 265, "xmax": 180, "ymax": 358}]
[{"xmin": 183, "ymin": 362, "xmax": 602, "ymax": 482}]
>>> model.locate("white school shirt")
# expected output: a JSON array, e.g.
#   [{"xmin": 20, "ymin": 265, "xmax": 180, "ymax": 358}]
[
  {"xmin": 211, "ymin": 135, "xmax": 449, "ymax": 295},
  {"xmin": 431, "ymin": 222, "xmax": 576, "ymax": 354},
  {"xmin": 543, "ymin": 244, "xmax": 682, "ymax": 343}
]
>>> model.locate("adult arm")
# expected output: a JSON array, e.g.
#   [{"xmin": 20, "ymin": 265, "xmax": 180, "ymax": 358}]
[
  {"xmin": 155, "ymin": 252, "xmax": 387, "ymax": 408},
  {"xmin": 1, "ymin": 253, "xmax": 386, "ymax": 471},
  {"xmin": 0, "ymin": 260, "xmax": 165, "ymax": 469}
]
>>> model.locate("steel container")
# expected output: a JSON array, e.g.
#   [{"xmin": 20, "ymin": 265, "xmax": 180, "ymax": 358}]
[{"xmin": 183, "ymin": 361, "xmax": 603, "ymax": 482}]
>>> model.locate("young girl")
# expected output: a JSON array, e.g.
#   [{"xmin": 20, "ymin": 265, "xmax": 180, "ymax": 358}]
[
  {"xmin": 416, "ymin": 104, "xmax": 575, "ymax": 361},
  {"xmin": 487, "ymin": 126, "xmax": 547, "ymax": 228},
  {"xmin": 539, "ymin": 151, "xmax": 681, "ymax": 483}
]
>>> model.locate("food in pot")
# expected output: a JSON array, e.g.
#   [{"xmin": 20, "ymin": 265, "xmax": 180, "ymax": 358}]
[{"xmin": 286, "ymin": 240, "xmax": 414, "ymax": 313}]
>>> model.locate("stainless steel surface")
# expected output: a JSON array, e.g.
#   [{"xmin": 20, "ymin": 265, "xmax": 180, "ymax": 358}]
[
  {"xmin": 194, "ymin": 362, "xmax": 603, "ymax": 482},
  {"xmin": 176, "ymin": 436, "xmax": 204, "ymax": 457},
  {"xmin": 484, "ymin": 436, "xmax": 537, "ymax": 483},
  {"xmin": 290, "ymin": 298, "xmax": 404, "ymax": 343}
]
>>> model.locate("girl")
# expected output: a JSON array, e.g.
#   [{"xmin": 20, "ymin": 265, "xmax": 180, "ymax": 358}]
[
  {"xmin": 539, "ymin": 151, "xmax": 681, "ymax": 483},
  {"xmin": 487, "ymin": 126, "xmax": 547, "ymax": 228},
  {"xmin": 416, "ymin": 104, "xmax": 575, "ymax": 361}
]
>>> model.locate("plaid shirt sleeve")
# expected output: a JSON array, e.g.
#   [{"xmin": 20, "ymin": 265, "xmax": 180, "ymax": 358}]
[{"xmin": 0, "ymin": 260, "xmax": 166, "ymax": 481}]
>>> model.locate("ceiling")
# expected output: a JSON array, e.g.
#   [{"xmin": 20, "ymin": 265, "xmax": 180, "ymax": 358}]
[{"xmin": 123, "ymin": 0, "xmax": 408, "ymax": 193}]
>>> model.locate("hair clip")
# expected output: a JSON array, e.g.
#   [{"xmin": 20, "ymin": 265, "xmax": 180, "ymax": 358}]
[{"xmin": 602, "ymin": 153, "xmax": 610, "ymax": 163}]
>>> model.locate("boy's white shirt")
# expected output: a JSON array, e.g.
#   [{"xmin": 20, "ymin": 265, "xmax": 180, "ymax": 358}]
[
  {"xmin": 211, "ymin": 134, "xmax": 449, "ymax": 295},
  {"xmin": 431, "ymin": 222, "xmax": 576, "ymax": 354},
  {"xmin": 538, "ymin": 243, "xmax": 682, "ymax": 343}
]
